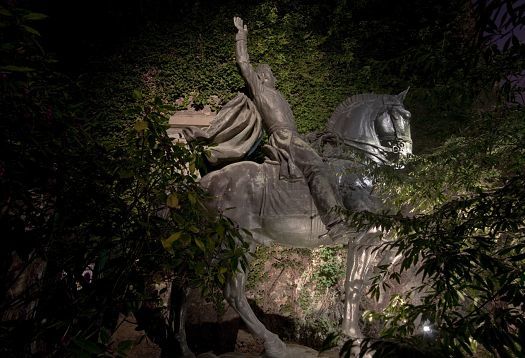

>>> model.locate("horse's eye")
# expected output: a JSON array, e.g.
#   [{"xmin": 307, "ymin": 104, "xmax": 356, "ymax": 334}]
[
  {"xmin": 398, "ymin": 109, "xmax": 411, "ymax": 120},
  {"xmin": 392, "ymin": 110, "xmax": 409, "ymax": 122}
]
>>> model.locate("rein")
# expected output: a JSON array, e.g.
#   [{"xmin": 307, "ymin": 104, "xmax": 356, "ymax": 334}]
[
  {"xmin": 317, "ymin": 131, "xmax": 409, "ymax": 165},
  {"xmin": 315, "ymin": 132, "xmax": 391, "ymax": 164},
  {"xmin": 321, "ymin": 94, "xmax": 412, "ymax": 164}
]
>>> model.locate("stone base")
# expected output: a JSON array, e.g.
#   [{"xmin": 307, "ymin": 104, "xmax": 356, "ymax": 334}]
[{"xmin": 196, "ymin": 343, "xmax": 340, "ymax": 358}]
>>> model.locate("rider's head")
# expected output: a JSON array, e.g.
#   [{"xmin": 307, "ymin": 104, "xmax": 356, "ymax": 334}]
[{"xmin": 256, "ymin": 64, "xmax": 276, "ymax": 88}]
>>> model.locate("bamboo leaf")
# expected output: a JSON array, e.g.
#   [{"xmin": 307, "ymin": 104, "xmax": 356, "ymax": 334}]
[
  {"xmin": 117, "ymin": 340, "xmax": 134, "ymax": 354},
  {"xmin": 132, "ymin": 89, "xmax": 143, "ymax": 100},
  {"xmin": 21, "ymin": 25, "xmax": 40, "ymax": 36},
  {"xmin": 188, "ymin": 191, "xmax": 197, "ymax": 205},
  {"xmin": 194, "ymin": 238, "xmax": 205, "ymax": 251},
  {"xmin": 161, "ymin": 232, "xmax": 182, "ymax": 250},
  {"xmin": 0, "ymin": 65, "xmax": 35, "ymax": 72},
  {"xmin": 189, "ymin": 225, "xmax": 200, "ymax": 233},
  {"xmin": 23, "ymin": 12, "xmax": 48, "ymax": 21},
  {"xmin": 166, "ymin": 193, "xmax": 180, "ymax": 208},
  {"xmin": 134, "ymin": 120, "xmax": 148, "ymax": 132}
]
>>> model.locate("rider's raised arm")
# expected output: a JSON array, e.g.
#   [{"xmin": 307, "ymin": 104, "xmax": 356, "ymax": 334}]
[{"xmin": 234, "ymin": 17, "xmax": 262, "ymax": 95}]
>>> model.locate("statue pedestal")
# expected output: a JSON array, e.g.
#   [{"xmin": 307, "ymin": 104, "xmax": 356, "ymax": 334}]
[{"xmin": 196, "ymin": 343, "xmax": 340, "ymax": 358}]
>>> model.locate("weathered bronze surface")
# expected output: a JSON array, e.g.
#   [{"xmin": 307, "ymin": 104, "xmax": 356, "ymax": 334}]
[
  {"xmin": 233, "ymin": 16, "xmax": 344, "ymax": 233},
  {"xmin": 178, "ymin": 17, "xmax": 412, "ymax": 358}
]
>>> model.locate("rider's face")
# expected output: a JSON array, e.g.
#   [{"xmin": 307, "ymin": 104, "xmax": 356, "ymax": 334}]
[
  {"xmin": 260, "ymin": 71, "xmax": 276, "ymax": 88},
  {"xmin": 256, "ymin": 65, "xmax": 276, "ymax": 88}
]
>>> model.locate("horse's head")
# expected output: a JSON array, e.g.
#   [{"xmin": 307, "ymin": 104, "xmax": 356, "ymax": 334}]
[{"xmin": 326, "ymin": 89, "xmax": 412, "ymax": 163}]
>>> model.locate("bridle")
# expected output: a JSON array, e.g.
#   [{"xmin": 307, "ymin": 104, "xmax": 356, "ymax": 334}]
[
  {"xmin": 320, "ymin": 97, "xmax": 412, "ymax": 164},
  {"xmin": 377, "ymin": 104, "xmax": 412, "ymax": 157}
]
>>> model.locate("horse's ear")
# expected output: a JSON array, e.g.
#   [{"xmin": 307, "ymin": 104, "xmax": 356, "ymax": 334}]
[{"xmin": 397, "ymin": 87, "xmax": 410, "ymax": 102}]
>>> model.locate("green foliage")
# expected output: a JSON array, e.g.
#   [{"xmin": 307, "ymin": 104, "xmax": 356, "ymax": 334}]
[
  {"xmin": 312, "ymin": 247, "xmax": 345, "ymax": 291},
  {"xmin": 371, "ymin": 107, "xmax": 525, "ymax": 213},
  {"xmin": 344, "ymin": 77, "xmax": 524, "ymax": 358},
  {"xmin": 338, "ymin": 0, "xmax": 524, "ymax": 151},
  {"xmin": 244, "ymin": 2, "xmax": 356, "ymax": 132},
  {"xmin": 335, "ymin": 1, "xmax": 525, "ymax": 356},
  {"xmin": 0, "ymin": 5, "xmax": 48, "ymax": 74},
  {"xmin": 295, "ymin": 315, "xmax": 342, "ymax": 352},
  {"xmin": 0, "ymin": 4, "xmax": 247, "ymax": 356},
  {"xmin": 340, "ymin": 335, "xmax": 447, "ymax": 358},
  {"xmin": 68, "ymin": 335, "xmax": 133, "ymax": 358},
  {"xmin": 114, "ymin": 94, "xmax": 249, "ymax": 294},
  {"xmin": 355, "ymin": 172, "xmax": 525, "ymax": 356},
  {"xmin": 344, "ymin": 106, "xmax": 525, "ymax": 356},
  {"xmin": 245, "ymin": 246, "xmax": 271, "ymax": 291},
  {"xmin": 2, "ymin": 0, "xmax": 524, "ymax": 356},
  {"xmin": 79, "ymin": 1, "xmax": 358, "ymax": 134},
  {"xmin": 297, "ymin": 289, "xmax": 312, "ymax": 313}
]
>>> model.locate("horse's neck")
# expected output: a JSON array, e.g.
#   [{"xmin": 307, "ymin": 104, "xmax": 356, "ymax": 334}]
[{"xmin": 312, "ymin": 134, "xmax": 388, "ymax": 165}]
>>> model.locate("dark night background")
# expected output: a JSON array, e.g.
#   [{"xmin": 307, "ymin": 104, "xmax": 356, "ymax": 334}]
[{"xmin": 1, "ymin": 0, "xmax": 524, "ymax": 357}]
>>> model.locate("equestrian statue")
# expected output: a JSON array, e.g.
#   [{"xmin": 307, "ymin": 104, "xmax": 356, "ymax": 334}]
[{"xmin": 176, "ymin": 17, "xmax": 413, "ymax": 357}]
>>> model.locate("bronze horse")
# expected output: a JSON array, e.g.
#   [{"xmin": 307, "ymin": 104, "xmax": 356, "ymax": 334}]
[{"xmin": 179, "ymin": 91, "xmax": 412, "ymax": 357}]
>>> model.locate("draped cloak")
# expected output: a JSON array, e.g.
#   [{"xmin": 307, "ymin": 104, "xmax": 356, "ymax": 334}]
[{"xmin": 182, "ymin": 93, "xmax": 302, "ymax": 179}]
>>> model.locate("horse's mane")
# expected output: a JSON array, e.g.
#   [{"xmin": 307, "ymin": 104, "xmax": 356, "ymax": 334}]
[
  {"xmin": 328, "ymin": 93, "xmax": 390, "ymax": 127},
  {"xmin": 326, "ymin": 93, "xmax": 395, "ymax": 134}
]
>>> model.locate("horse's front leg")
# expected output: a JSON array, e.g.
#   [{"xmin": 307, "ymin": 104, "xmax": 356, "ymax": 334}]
[
  {"xmin": 224, "ymin": 269, "xmax": 287, "ymax": 358},
  {"xmin": 342, "ymin": 229, "xmax": 380, "ymax": 338}
]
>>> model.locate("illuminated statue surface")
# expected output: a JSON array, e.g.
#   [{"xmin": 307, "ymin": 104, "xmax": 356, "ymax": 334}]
[{"xmin": 179, "ymin": 17, "xmax": 412, "ymax": 358}]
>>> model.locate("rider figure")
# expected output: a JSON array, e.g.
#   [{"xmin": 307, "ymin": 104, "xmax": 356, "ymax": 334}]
[{"xmin": 234, "ymin": 17, "xmax": 347, "ymax": 240}]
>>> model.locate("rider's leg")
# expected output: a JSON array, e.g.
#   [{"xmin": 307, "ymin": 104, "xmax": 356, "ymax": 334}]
[{"xmin": 290, "ymin": 137, "xmax": 348, "ymax": 239}]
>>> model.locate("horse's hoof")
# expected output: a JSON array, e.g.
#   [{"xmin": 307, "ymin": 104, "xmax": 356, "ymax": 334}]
[
  {"xmin": 262, "ymin": 333, "xmax": 287, "ymax": 358},
  {"xmin": 344, "ymin": 338, "xmax": 373, "ymax": 358}
]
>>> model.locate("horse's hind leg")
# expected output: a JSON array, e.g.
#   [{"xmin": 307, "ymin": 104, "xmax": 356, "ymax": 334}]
[
  {"xmin": 163, "ymin": 285, "xmax": 194, "ymax": 358},
  {"xmin": 224, "ymin": 269, "xmax": 287, "ymax": 358}
]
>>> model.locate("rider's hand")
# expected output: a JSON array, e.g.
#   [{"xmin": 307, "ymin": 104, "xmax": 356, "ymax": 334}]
[{"xmin": 234, "ymin": 16, "xmax": 248, "ymax": 34}]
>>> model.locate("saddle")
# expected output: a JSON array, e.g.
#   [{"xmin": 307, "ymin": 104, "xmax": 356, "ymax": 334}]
[{"xmin": 259, "ymin": 161, "xmax": 326, "ymax": 243}]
